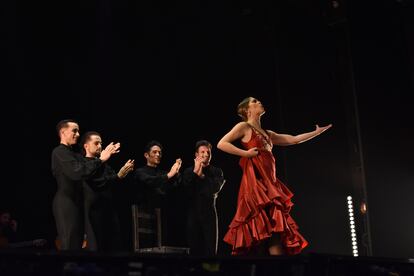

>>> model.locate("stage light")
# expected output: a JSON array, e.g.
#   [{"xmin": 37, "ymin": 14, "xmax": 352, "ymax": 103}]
[{"xmin": 347, "ymin": 195, "xmax": 359, "ymax": 257}]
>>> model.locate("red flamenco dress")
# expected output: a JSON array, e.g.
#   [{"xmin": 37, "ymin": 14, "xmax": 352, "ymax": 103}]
[{"xmin": 223, "ymin": 126, "xmax": 308, "ymax": 255}]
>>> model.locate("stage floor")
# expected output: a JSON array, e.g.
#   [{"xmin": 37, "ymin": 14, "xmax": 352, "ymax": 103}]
[{"xmin": 1, "ymin": 249, "xmax": 413, "ymax": 276}]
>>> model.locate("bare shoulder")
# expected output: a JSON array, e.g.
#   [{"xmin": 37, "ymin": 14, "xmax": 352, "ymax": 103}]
[
  {"xmin": 234, "ymin": 121, "xmax": 250, "ymax": 130},
  {"xmin": 221, "ymin": 121, "xmax": 251, "ymax": 142},
  {"xmin": 232, "ymin": 122, "xmax": 252, "ymax": 136}
]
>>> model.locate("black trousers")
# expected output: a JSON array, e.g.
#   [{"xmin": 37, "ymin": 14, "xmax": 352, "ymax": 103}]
[
  {"xmin": 53, "ymin": 194, "xmax": 84, "ymax": 250},
  {"xmin": 187, "ymin": 199, "xmax": 218, "ymax": 256}
]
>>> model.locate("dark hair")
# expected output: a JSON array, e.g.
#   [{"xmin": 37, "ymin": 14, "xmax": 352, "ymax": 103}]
[
  {"xmin": 144, "ymin": 140, "xmax": 163, "ymax": 153},
  {"xmin": 79, "ymin": 131, "xmax": 101, "ymax": 156},
  {"xmin": 237, "ymin": 97, "xmax": 252, "ymax": 121},
  {"xmin": 56, "ymin": 119, "xmax": 78, "ymax": 137},
  {"xmin": 195, "ymin": 140, "xmax": 212, "ymax": 152}
]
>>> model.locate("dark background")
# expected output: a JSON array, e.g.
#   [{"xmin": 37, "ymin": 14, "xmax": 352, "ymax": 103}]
[{"xmin": 2, "ymin": 0, "xmax": 413, "ymax": 258}]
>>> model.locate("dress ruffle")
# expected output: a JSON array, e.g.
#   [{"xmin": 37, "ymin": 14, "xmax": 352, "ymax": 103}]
[{"xmin": 223, "ymin": 155, "xmax": 308, "ymax": 255}]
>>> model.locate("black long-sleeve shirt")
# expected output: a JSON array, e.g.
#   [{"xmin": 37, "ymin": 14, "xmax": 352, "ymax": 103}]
[
  {"xmin": 134, "ymin": 165, "xmax": 178, "ymax": 211},
  {"xmin": 182, "ymin": 165, "xmax": 225, "ymax": 198},
  {"xmin": 181, "ymin": 165, "xmax": 225, "ymax": 210},
  {"xmin": 84, "ymin": 158, "xmax": 118, "ymax": 192},
  {"xmin": 51, "ymin": 144, "xmax": 102, "ymax": 200}
]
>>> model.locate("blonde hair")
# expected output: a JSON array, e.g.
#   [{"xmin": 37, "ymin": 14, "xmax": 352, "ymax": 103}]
[{"xmin": 237, "ymin": 97, "xmax": 252, "ymax": 121}]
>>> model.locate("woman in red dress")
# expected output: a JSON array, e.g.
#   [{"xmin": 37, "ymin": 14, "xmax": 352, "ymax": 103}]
[{"xmin": 217, "ymin": 97, "xmax": 332, "ymax": 256}]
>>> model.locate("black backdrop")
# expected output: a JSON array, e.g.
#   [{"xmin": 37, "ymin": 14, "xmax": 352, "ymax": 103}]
[{"xmin": 2, "ymin": 0, "xmax": 413, "ymax": 258}]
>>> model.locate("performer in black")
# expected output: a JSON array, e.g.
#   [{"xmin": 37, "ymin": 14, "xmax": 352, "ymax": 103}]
[
  {"xmin": 181, "ymin": 140, "xmax": 225, "ymax": 256},
  {"xmin": 134, "ymin": 140, "xmax": 182, "ymax": 247},
  {"xmin": 51, "ymin": 119, "xmax": 119, "ymax": 250},
  {"xmin": 80, "ymin": 131, "xmax": 134, "ymax": 251}
]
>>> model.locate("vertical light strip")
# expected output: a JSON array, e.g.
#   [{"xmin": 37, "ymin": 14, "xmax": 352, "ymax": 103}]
[{"xmin": 347, "ymin": 195, "xmax": 358, "ymax": 257}]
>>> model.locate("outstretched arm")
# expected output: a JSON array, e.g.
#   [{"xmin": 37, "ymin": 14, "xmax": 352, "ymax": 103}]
[
  {"xmin": 217, "ymin": 122, "xmax": 259, "ymax": 158},
  {"xmin": 269, "ymin": 124, "xmax": 332, "ymax": 146}
]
